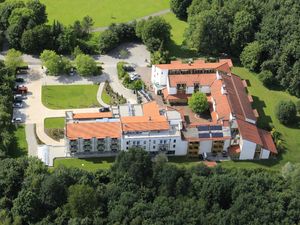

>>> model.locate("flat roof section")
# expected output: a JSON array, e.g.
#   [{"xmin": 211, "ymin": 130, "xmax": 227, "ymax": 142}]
[{"xmin": 73, "ymin": 112, "xmax": 113, "ymax": 120}]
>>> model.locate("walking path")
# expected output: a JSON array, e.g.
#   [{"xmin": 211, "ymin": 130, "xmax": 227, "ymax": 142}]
[
  {"xmin": 25, "ymin": 124, "xmax": 38, "ymax": 156},
  {"xmin": 97, "ymin": 82, "xmax": 110, "ymax": 107},
  {"xmin": 91, "ymin": 9, "xmax": 171, "ymax": 32}
]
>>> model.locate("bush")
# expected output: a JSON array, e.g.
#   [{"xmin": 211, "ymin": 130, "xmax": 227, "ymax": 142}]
[
  {"xmin": 188, "ymin": 92, "xmax": 209, "ymax": 114},
  {"xmin": 117, "ymin": 62, "xmax": 127, "ymax": 79},
  {"xmin": 259, "ymin": 70, "xmax": 274, "ymax": 88},
  {"xmin": 296, "ymin": 100, "xmax": 300, "ymax": 114},
  {"xmin": 275, "ymin": 100, "xmax": 297, "ymax": 125},
  {"xmin": 74, "ymin": 54, "xmax": 98, "ymax": 76}
]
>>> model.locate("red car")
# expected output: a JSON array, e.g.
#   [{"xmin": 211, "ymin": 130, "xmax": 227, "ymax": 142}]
[{"xmin": 15, "ymin": 85, "xmax": 28, "ymax": 94}]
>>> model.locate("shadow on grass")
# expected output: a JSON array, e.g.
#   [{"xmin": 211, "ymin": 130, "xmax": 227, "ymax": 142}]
[
  {"xmin": 252, "ymin": 96, "xmax": 273, "ymax": 130},
  {"xmin": 285, "ymin": 116, "xmax": 300, "ymax": 130},
  {"xmin": 166, "ymin": 41, "xmax": 199, "ymax": 59},
  {"xmin": 80, "ymin": 157, "xmax": 116, "ymax": 163}
]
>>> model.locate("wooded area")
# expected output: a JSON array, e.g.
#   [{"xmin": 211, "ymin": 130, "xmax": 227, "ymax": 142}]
[{"xmin": 0, "ymin": 149, "xmax": 299, "ymax": 225}]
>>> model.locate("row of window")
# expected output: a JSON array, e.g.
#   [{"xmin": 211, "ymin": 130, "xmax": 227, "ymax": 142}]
[{"xmin": 126, "ymin": 139, "xmax": 176, "ymax": 145}]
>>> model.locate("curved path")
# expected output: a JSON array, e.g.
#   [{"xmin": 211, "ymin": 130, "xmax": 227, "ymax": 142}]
[{"xmin": 91, "ymin": 9, "xmax": 171, "ymax": 33}]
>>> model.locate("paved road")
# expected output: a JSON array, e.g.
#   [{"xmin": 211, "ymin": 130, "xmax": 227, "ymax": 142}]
[
  {"xmin": 25, "ymin": 124, "xmax": 38, "ymax": 156},
  {"xmin": 91, "ymin": 9, "xmax": 171, "ymax": 32}
]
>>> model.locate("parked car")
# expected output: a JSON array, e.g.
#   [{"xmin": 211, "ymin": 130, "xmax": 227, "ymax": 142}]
[
  {"xmin": 12, "ymin": 117, "xmax": 23, "ymax": 123},
  {"xmin": 222, "ymin": 150, "xmax": 228, "ymax": 157},
  {"xmin": 13, "ymin": 102, "xmax": 23, "ymax": 108},
  {"xmin": 69, "ymin": 68, "xmax": 76, "ymax": 76},
  {"xmin": 15, "ymin": 77, "xmax": 25, "ymax": 83},
  {"xmin": 14, "ymin": 94, "xmax": 27, "ymax": 100},
  {"xmin": 99, "ymin": 107, "xmax": 110, "ymax": 112},
  {"xmin": 123, "ymin": 64, "xmax": 135, "ymax": 72},
  {"xmin": 14, "ymin": 85, "xmax": 28, "ymax": 94},
  {"xmin": 129, "ymin": 72, "xmax": 140, "ymax": 81}
]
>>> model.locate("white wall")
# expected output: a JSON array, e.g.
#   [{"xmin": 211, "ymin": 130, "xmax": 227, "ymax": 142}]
[
  {"xmin": 223, "ymin": 139, "xmax": 230, "ymax": 151},
  {"xmin": 260, "ymin": 149, "xmax": 270, "ymax": 159},
  {"xmin": 168, "ymin": 86, "xmax": 177, "ymax": 95},
  {"xmin": 200, "ymin": 86, "xmax": 211, "ymax": 93},
  {"xmin": 199, "ymin": 140, "xmax": 212, "ymax": 154},
  {"xmin": 186, "ymin": 86, "xmax": 194, "ymax": 94},
  {"xmin": 239, "ymin": 138, "xmax": 256, "ymax": 160}
]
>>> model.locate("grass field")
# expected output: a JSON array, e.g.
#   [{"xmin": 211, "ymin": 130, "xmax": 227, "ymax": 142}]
[
  {"xmin": 10, "ymin": 125, "xmax": 28, "ymax": 157},
  {"xmin": 220, "ymin": 67, "xmax": 300, "ymax": 171},
  {"xmin": 162, "ymin": 13, "xmax": 198, "ymax": 58},
  {"xmin": 39, "ymin": 0, "xmax": 170, "ymax": 27},
  {"xmin": 44, "ymin": 117, "xmax": 65, "ymax": 129},
  {"xmin": 54, "ymin": 157, "xmax": 115, "ymax": 171},
  {"xmin": 42, "ymin": 85, "xmax": 101, "ymax": 109}
]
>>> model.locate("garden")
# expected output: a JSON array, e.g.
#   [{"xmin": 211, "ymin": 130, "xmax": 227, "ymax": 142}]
[
  {"xmin": 44, "ymin": 117, "xmax": 65, "ymax": 141},
  {"xmin": 102, "ymin": 81, "xmax": 126, "ymax": 105}
]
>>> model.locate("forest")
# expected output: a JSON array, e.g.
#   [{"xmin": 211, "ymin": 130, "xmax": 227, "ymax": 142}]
[
  {"xmin": 0, "ymin": 149, "xmax": 299, "ymax": 225},
  {"xmin": 176, "ymin": 0, "xmax": 300, "ymax": 97}
]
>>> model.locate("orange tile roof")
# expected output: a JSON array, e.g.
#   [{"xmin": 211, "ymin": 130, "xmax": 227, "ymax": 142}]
[
  {"xmin": 222, "ymin": 74, "xmax": 257, "ymax": 122},
  {"xmin": 204, "ymin": 161, "xmax": 218, "ymax": 167},
  {"xmin": 209, "ymin": 79, "xmax": 232, "ymax": 121},
  {"xmin": 236, "ymin": 119, "xmax": 262, "ymax": 145},
  {"xmin": 155, "ymin": 59, "xmax": 232, "ymax": 70},
  {"xmin": 258, "ymin": 129, "xmax": 277, "ymax": 154},
  {"xmin": 66, "ymin": 122, "xmax": 121, "ymax": 139},
  {"xmin": 142, "ymin": 101, "xmax": 161, "ymax": 116},
  {"xmin": 73, "ymin": 112, "xmax": 113, "ymax": 119},
  {"xmin": 121, "ymin": 101, "xmax": 170, "ymax": 132},
  {"xmin": 168, "ymin": 74, "xmax": 216, "ymax": 87}
]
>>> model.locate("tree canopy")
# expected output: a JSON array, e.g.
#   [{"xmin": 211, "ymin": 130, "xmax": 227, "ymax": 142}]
[
  {"xmin": 188, "ymin": 92, "xmax": 209, "ymax": 114},
  {"xmin": 0, "ymin": 151, "xmax": 299, "ymax": 224}
]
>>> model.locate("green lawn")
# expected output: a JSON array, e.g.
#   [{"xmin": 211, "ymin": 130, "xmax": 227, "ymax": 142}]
[
  {"xmin": 44, "ymin": 117, "xmax": 65, "ymax": 129},
  {"xmin": 220, "ymin": 67, "xmax": 300, "ymax": 171},
  {"xmin": 161, "ymin": 13, "xmax": 198, "ymax": 58},
  {"xmin": 101, "ymin": 88, "xmax": 111, "ymax": 105},
  {"xmin": 10, "ymin": 125, "xmax": 28, "ymax": 157},
  {"xmin": 42, "ymin": 85, "xmax": 101, "ymax": 109},
  {"xmin": 39, "ymin": 0, "xmax": 170, "ymax": 27},
  {"xmin": 54, "ymin": 157, "xmax": 115, "ymax": 171}
]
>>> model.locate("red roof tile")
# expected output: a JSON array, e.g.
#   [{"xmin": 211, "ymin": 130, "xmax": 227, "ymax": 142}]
[
  {"xmin": 222, "ymin": 74, "xmax": 257, "ymax": 122},
  {"xmin": 236, "ymin": 119, "xmax": 262, "ymax": 145},
  {"xmin": 73, "ymin": 112, "xmax": 113, "ymax": 119},
  {"xmin": 168, "ymin": 74, "xmax": 216, "ymax": 87},
  {"xmin": 258, "ymin": 129, "xmax": 277, "ymax": 154},
  {"xmin": 66, "ymin": 122, "xmax": 121, "ymax": 139}
]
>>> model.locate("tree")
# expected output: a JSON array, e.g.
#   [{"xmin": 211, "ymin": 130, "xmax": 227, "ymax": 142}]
[
  {"xmin": 99, "ymin": 29, "xmax": 119, "ymax": 53},
  {"xmin": 81, "ymin": 16, "xmax": 94, "ymax": 34},
  {"xmin": 26, "ymin": 0, "xmax": 47, "ymax": 25},
  {"xmin": 275, "ymin": 100, "xmax": 297, "ymax": 125},
  {"xmin": 4, "ymin": 48, "xmax": 23, "ymax": 73},
  {"xmin": 188, "ymin": 92, "xmax": 209, "ymax": 114},
  {"xmin": 185, "ymin": 9, "xmax": 230, "ymax": 55},
  {"xmin": 67, "ymin": 184, "xmax": 97, "ymax": 218},
  {"xmin": 74, "ymin": 54, "xmax": 98, "ymax": 76},
  {"xmin": 12, "ymin": 190, "xmax": 41, "ymax": 223},
  {"xmin": 136, "ymin": 17, "xmax": 171, "ymax": 52},
  {"xmin": 170, "ymin": 0, "xmax": 192, "ymax": 20},
  {"xmin": 40, "ymin": 50, "xmax": 71, "ymax": 75},
  {"xmin": 21, "ymin": 24, "xmax": 52, "ymax": 54},
  {"xmin": 111, "ymin": 148, "xmax": 153, "ymax": 185},
  {"xmin": 258, "ymin": 70, "xmax": 274, "ymax": 88},
  {"xmin": 231, "ymin": 10, "xmax": 256, "ymax": 54},
  {"xmin": 240, "ymin": 41, "xmax": 264, "ymax": 72}
]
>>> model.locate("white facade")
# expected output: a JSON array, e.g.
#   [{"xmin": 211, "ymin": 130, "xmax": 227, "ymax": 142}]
[
  {"xmin": 152, "ymin": 65, "xmax": 169, "ymax": 93},
  {"xmin": 199, "ymin": 141, "xmax": 212, "ymax": 154},
  {"xmin": 239, "ymin": 137, "xmax": 256, "ymax": 160},
  {"xmin": 261, "ymin": 149, "xmax": 270, "ymax": 159}
]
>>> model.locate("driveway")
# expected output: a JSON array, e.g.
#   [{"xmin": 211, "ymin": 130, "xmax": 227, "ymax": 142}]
[{"xmin": 11, "ymin": 43, "xmax": 151, "ymax": 157}]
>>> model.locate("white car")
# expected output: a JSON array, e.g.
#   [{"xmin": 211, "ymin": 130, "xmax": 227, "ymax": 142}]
[
  {"xmin": 12, "ymin": 117, "xmax": 23, "ymax": 123},
  {"xmin": 129, "ymin": 72, "xmax": 140, "ymax": 81},
  {"xmin": 13, "ymin": 102, "xmax": 23, "ymax": 108}
]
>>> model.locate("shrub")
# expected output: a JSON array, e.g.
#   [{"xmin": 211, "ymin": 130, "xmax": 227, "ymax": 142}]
[
  {"xmin": 275, "ymin": 100, "xmax": 297, "ymax": 125},
  {"xmin": 188, "ymin": 92, "xmax": 209, "ymax": 114},
  {"xmin": 259, "ymin": 70, "xmax": 274, "ymax": 88},
  {"xmin": 74, "ymin": 54, "xmax": 98, "ymax": 76},
  {"xmin": 117, "ymin": 62, "xmax": 127, "ymax": 79}
]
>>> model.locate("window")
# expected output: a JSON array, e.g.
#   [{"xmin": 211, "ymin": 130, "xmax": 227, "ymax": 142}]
[
  {"xmin": 126, "ymin": 141, "xmax": 129, "ymax": 145},
  {"xmin": 160, "ymin": 140, "xmax": 163, "ymax": 144},
  {"xmin": 173, "ymin": 144, "xmax": 176, "ymax": 148},
  {"xmin": 144, "ymin": 141, "xmax": 146, "ymax": 144},
  {"xmin": 153, "ymin": 146, "xmax": 155, "ymax": 149},
  {"xmin": 173, "ymin": 140, "xmax": 176, "ymax": 143},
  {"xmin": 153, "ymin": 140, "xmax": 156, "ymax": 144},
  {"xmin": 126, "ymin": 147, "xmax": 129, "ymax": 150},
  {"xmin": 164, "ymin": 140, "xmax": 167, "ymax": 144},
  {"xmin": 137, "ymin": 141, "xmax": 140, "ymax": 145},
  {"xmin": 133, "ymin": 141, "xmax": 136, "ymax": 145}
]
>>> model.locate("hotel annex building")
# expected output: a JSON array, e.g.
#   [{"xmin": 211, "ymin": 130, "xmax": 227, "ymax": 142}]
[{"xmin": 65, "ymin": 59, "xmax": 277, "ymax": 160}]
